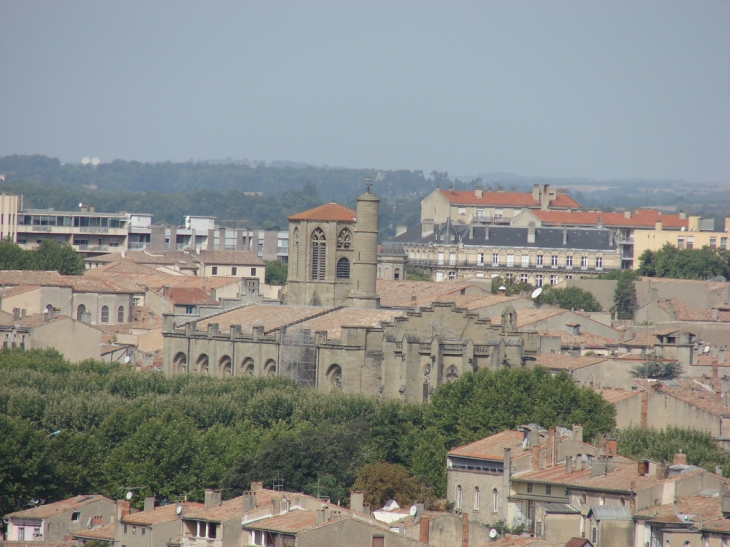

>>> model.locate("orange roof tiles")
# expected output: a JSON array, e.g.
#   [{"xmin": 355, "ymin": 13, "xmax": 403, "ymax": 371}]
[
  {"xmin": 288, "ymin": 203, "xmax": 357, "ymax": 222},
  {"xmin": 539, "ymin": 330, "xmax": 617, "ymax": 348},
  {"xmin": 438, "ymin": 189, "xmax": 581, "ymax": 209},
  {"xmin": 183, "ymin": 490, "xmax": 301, "ymax": 523},
  {"xmin": 658, "ymin": 299, "xmax": 730, "ymax": 322},
  {"xmin": 296, "ymin": 308, "xmax": 405, "ymax": 340},
  {"xmin": 595, "ymin": 388, "xmax": 641, "ymax": 404},
  {"xmin": 376, "ymin": 279, "xmax": 490, "ymax": 308},
  {"xmin": 197, "ymin": 304, "xmax": 334, "ymax": 334},
  {"xmin": 85, "ymin": 261, "xmax": 166, "ymax": 276},
  {"xmin": 244, "ymin": 510, "xmax": 319, "ymax": 533},
  {"xmin": 164, "ymin": 287, "xmax": 216, "ymax": 306},
  {"xmin": 71, "ymin": 524, "xmax": 115, "ymax": 541},
  {"xmin": 198, "ymin": 250, "xmax": 264, "ymax": 266},
  {"xmin": 532, "ymin": 208, "xmax": 689, "ymax": 229},
  {"xmin": 122, "ymin": 502, "xmax": 203, "ymax": 526},
  {"xmin": 0, "ymin": 271, "xmax": 66, "ymax": 286},
  {"xmin": 6, "ymin": 495, "xmax": 113, "ymax": 519},
  {"xmin": 449, "ymin": 430, "xmax": 524, "ymax": 460},
  {"xmin": 533, "ymin": 354, "xmax": 608, "ymax": 371}
]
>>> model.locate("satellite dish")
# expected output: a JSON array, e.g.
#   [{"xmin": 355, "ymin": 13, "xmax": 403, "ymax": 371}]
[
  {"xmin": 82, "ymin": 157, "xmax": 90, "ymax": 165},
  {"xmin": 79, "ymin": 203, "xmax": 84, "ymax": 208},
  {"xmin": 176, "ymin": 505, "xmax": 183, "ymax": 515},
  {"xmin": 125, "ymin": 491, "xmax": 133, "ymax": 500},
  {"xmin": 409, "ymin": 505, "xmax": 417, "ymax": 517},
  {"xmin": 498, "ymin": 286, "xmax": 506, "ymax": 292},
  {"xmin": 704, "ymin": 346, "xmax": 711, "ymax": 354},
  {"xmin": 489, "ymin": 528, "xmax": 498, "ymax": 539},
  {"xmin": 531, "ymin": 287, "xmax": 543, "ymax": 299},
  {"xmin": 124, "ymin": 355, "xmax": 131, "ymax": 363},
  {"xmin": 43, "ymin": 309, "xmax": 49, "ymax": 314},
  {"xmin": 91, "ymin": 157, "xmax": 100, "ymax": 166}
]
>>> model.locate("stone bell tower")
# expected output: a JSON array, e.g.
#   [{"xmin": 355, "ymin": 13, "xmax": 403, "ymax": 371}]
[{"xmin": 346, "ymin": 184, "xmax": 381, "ymax": 309}]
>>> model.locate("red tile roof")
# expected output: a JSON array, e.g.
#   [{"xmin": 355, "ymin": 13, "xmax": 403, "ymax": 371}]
[
  {"xmin": 6, "ymin": 495, "xmax": 113, "ymax": 519},
  {"xmin": 71, "ymin": 523, "xmax": 115, "ymax": 541},
  {"xmin": 288, "ymin": 203, "xmax": 357, "ymax": 222},
  {"xmin": 122, "ymin": 502, "xmax": 204, "ymax": 526},
  {"xmin": 448, "ymin": 430, "xmax": 524, "ymax": 460},
  {"xmin": 532, "ymin": 209, "xmax": 689, "ymax": 229},
  {"xmin": 164, "ymin": 287, "xmax": 216, "ymax": 306},
  {"xmin": 438, "ymin": 189, "xmax": 581, "ymax": 209},
  {"xmin": 244, "ymin": 509, "xmax": 318, "ymax": 533}
]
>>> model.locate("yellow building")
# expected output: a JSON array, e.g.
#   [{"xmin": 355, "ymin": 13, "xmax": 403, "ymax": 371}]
[{"xmin": 633, "ymin": 217, "xmax": 730, "ymax": 259}]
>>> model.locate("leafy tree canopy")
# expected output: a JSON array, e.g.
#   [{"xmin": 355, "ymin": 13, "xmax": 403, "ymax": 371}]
[
  {"xmin": 352, "ymin": 462, "xmax": 424, "ymax": 510},
  {"xmin": 490, "ymin": 276, "xmax": 533, "ymax": 297},
  {"xmin": 630, "ymin": 353, "xmax": 682, "ymax": 380},
  {"xmin": 0, "ymin": 239, "xmax": 84, "ymax": 275},
  {"xmin": 539, "ymin": 285, "xmax": 602, "ymax": 312},
  {"xmin": 638, "ymin": 244, "xmax": 730, "ymax": 280},
  {"xmin": 406, "ymin": 267, "xmax": 431, "ymax": 281},
  {"xmin": 264, "ymin": 260, "xmax": 288, "ymax": 284}
]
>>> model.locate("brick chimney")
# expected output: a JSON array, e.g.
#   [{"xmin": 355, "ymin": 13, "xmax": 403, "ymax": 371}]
[
  {"xmin": 420, "ymin": 516, "xmax": 430, "ymax": 544},
  {"xmin": 673, "ymin": 451, "xmax": 687, "ymax": 465},
  {"xmin": 116, "ymin": 500, "xmax": 130, "ymax": 521},
  {"xmin": 250, "ymin": 481, "xmax": 263, "ymax": 492}
]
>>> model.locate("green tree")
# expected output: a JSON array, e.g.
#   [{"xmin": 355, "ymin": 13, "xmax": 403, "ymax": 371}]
[
  {"xmin": 611, "ymin": 271, "xmax": 637, "ymax": 319},
  {"xmin": 352, "ymin": 462, "xmax": 423, "ymax": 510},
  {"xmin": 539, "ymin": 286, "xmax": 602, "ymax": 312},
  {"xmin": 0, "ymin": 238, "xmax": 27, "ymax": 270},
  {"xmin": 630, "ymin": 353, "xmax": 682, "ymax": 380},
  {"xmin": 406, "ymin": 267, "xmax": 431, "ymax": 281},
  {"xmin": 491, "ymin": 276, "xmax": 533, "ymax": 296},
  {"xmin": 637, "ymin": 249, "xmax": 656, "ymax": 277},
  {"xmin": 264, "ymin": 260, "xmax": 288, "ymax": 284}
]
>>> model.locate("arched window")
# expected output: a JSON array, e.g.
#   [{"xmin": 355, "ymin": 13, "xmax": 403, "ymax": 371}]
[
  {"xmin": 196, "ymin": 354, "xmax": 209, "ymax": 375},
  {"xmin": 311, "ymin": 228, "xmax": 326, "ymax": 280},
  {"xmin": 337, "ymin": 228, "xmax": 352, "ymax": 249},
  {"xmin": 219, "ymin": 356, "xmax": 232, "ymax": 377},
  {"xmin": 445, "ymin": 366, "xmax": 459, "ymax": 382},
  {"xmin": 242, "ymin": 358, "xmax": 254, "ymax": 376},
  {"xmin": 117, "ymin": 306, "xmax": 124, "ymax": 323},
  {"xmin": 394, "ymin": 268, "xmax": 400, "ymax": 280},
  {"xmin": 264, "ymin": 359, "xmax": 277, "ymax": 377},
  {"xmin": 474, "ymin": 487, "xmax": 480, "ymax": 510},
  {"xmin": 336, "ymin": 258, "xmax": 350, "ymax": 279},
  {"xmin": 101, "ymin": 306, "xmax": 109, "ymax": 323},
  {"xmin": 76, "ymin": 304, "xmax": 86, "ymax": 321},
  {"xmin": 327, "ymin": 364, "xmax": 343, "ymax": 389},
  {"xmin": 492, "ymin": 489, "xmax": 498, "ymax": 512},
  {"xmin": 173, "ymin": 352, "xmax": 187, "ymax": 373},
  {"xmin": 456, "ymin": 486, "xmax": 463, "ymax": 509}
]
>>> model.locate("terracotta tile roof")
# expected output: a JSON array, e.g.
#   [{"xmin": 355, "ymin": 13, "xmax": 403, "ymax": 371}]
[
  {"xmin": 5, "ymin": 495, "xmax": 113, "ymax": 519},
  {"xmin": 635, "ymin": 493, "xmax": 721, "ymax": 523},
  {"xmin": 122, "ymin": 502, "xmax": 204, "ymax": 526},
  {"xmin": 489, "ymin": 307, "xmax": 565, "ymax": 328},
  {"xmin": 164, "ymin": 288, "xmax": 216, "ymax": 306},
  {"xmin": 665, "ymin": 391, "xmax": 730, "ymax": 418},
  {"xmin": 0, "ymin": 543, "xmax": 76, "ymax": 547},
  {"xmin": 2, "ymin": 285, "xmax": 41, "ymax": 297},
  {"xmin": 0, "ymin": 313, "xmax": 78, "ymax": 329},
  {"xmin": 197, "ymin": 250, "xmax": 264, "ymax": 266},
  {"xmin": 540, "ymin": 330, "xmax": 617, "ymax": 348},
  {"xmin": 71, "ymin": 523, "xmax": 115, "ymax": 541},
  {"xmin": 296, "ymin": 308, "xmax": 405, "ymax": 339},
  {"xmin": 85, "ymin": 261, "xmax": 166, "ymax": 276},
  {"xmin": 376, "ymin": 279, "xmax": 490, "ymax": 308},
  {"xmin": 532, "ymin": 208, "xmax": 689, "ymax": 229},
  {"xmin": 0, "ymin": 271, "xmax": 67, "ymax": 286},
  {"xmin": 479, "ymin": 537, "xmax": 554, "ymax": 547},
  {"xmin": 112, "ymin": 274, "xmax": 239, "ymax": 292},
  {"xmin": 243, "ymin": 509, "xmax": 319, "ymax": 534},
  {"xmin": 183, "ymin": 490, "xmax": 301, "ymax": 523},
  {"xmin": 438, "ymin": 293, "xmax": 524, "ymax": 311},
  {"xmin": 61, "ymin": 276, "xmax": 140, "ymax": 294},
  {"xmin": 89, "ymin": 251, "xmax": 201, "ymax": 268},
  {"xmin": 438, "ymin": 189, "xmax": 581, "ymax": 209},
  {"xmin": 564, "ymin": 539, "xmax": 594, "ymax": 547},
  {"xmin": 595, "ymin": 388, "xmax": 641, "ymax": 404},
  {"xmin": 657, "ymin": 299, "xmax": 730, "ymax": 322},
  {"xmin": 448, "ymin": 430, "xmax": 524, "ymax": 460},
  {"xmin": 196, "ymin": 304, "xmax": 335, "ymax": 334},
  {"xmin": 533, "ymin": 354, "xmax": 608, "ymax": 371},
  {"xmin": 513, "ymin": 458, "xmax": 705, "ymax": 493},
  {"xmin": 288, "ymin": 203, "xmax": 357, "ymax": 222}
]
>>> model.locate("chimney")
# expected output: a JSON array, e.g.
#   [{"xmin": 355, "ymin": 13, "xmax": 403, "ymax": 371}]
[
  {"xmin": 13, "ymin": 308, "xmax": 19, "ymax": 320},
  {"xmin": 609, "ymin": 230, "xmax": 614, "ymax": 246},
  {"xmin": 657, "ymin": 462, "xmax": 667, "ymax": 479},
  {"xmin": 624, "ymin": 210, "xmax": 631, "ymax": 219},
  {"xmin": 350, "ymin": 491, "xmax": 364, "ymax": 513},
  {"xmin": 422, "ymin": 219, "xmax": 435, "ymax": 237},
  {"xmin": 496, "ymin": 185, "xmax": 504, "ymax": 193},
  {"xmin": 21, "ymin": 309, "xmax": 26, "ymax": 319},
  {"xmin": 573, "ymin": 424, "xmax": 583, "ymax": 442},
  {"xmin": 711, "ymin": 308, "xmax": 719, "ymax": 321},
  {"xmin": 116, "ymin": 500, "xmax": 130, "ymax": 521},
  {"xmin": 485, "ymin": 226, "xmax": 489, "ymax": 240},
  {"xmin": 532, "ymin": 184, "xmax": 540, "ymax": 201},
  {"xmin": 531, "ymin": 446, "xmax": 540, "ymax": 471},
  {"xmin": 395, "ymin": 224, "xmax": 407, "ymax": 236},
  {"xmin": 716, "ymin": 466, "xmax": 723, "ymax": 476},
  {"xmin": 144, "ymin": 497, "xmax": 155, "ymax": 512},
  {"xmin": 242, "ymin": 491, "xmax": 256, "ymax": 512},
  {"xmin": 540, "ymin": 184, "xmax": 550, "ymax": 210},
  {"xmin": 503, "ymin": 448, "xmax": 511, "ymax": 494},
  {"xmin": 597, "ymin": 217, "xmax": 602, "ymax": 229},
  {"xmin": 250, "ymin": 481, "xmax": 263, "ymax": 492},
  {"xmin": 655, "ymin": 220, "xmax": 663, "ymax": 231},
  {"xmin": 606, "ymin": 439, "xmax": 617, "ymax": 456},
  {"xmin": 204, "ymin": 489, "xmax": 222, "ymax": 508},
  {"xmin": 679, "ymin": 210, "xmax": 686, "ymax": 220},
  {"xmin": 673, "ymin": 451, "xmax": 687, "ymax": 466},
  {"xmin": 548, "ymin": 426, "xmax": 556, "ymax": 467},
  {"xmin": 575, "ymin": 456, "xmax": 583, "ymax": 472},
  {"xmin": 475, "ymin": 186, "xmax": 483, "ymax": 198},
  {"xmin": 527, "ymin": 222, "xmax": 536, "ymax": 244},
  {"xmin": 562, "ymin": 228, "xmax": 567, "ymax": 245},
  {"xmin": 638, "ymin": 460, "xmax": 648, "ymax": 476},
  {"xmin": 468, "ymin": 224, "xmax": 474, "ymax": 240},
  {"xmin": 565, "ymin": 457, "xmax": 573, "ymax": 473},
  {"xmin": 316, "ymin": 509, "xmax": 324, "ymax": 525},
  {"xmin": 323, "ymin": 505, "xmax": 330, "ymax": 522},
  {"xmin": 271, "ymin": 498, "xmax": 281, "ymax": 515},
  {"xmin": 419, "ymin": 516, "xmax": 429, "ymax": 544}
]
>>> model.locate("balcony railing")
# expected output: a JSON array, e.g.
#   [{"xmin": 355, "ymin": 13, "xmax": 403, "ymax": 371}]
[
  {"xmin": 407, "ymin": 258, "xmax": 618, "ymax": 272},
  {"xmin": 129, "ymin": 242, "xmax": 150, "ymax": 250},
  {"xmin": 80, "ymin": 227, "xmax": 110, "ymax": 233}
]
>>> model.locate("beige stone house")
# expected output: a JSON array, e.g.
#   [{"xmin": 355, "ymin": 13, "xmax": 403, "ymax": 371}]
[
  {"xmin": 4, "ymin": 495, "xmax": 115, "ymax": 542},
  {"xmin": 116, "ymin": 499, "xmax": 203, "ymax": 547}
]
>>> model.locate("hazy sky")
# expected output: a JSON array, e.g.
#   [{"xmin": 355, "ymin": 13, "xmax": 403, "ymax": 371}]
[{"xmin": 1, "ymin": 1, "xmax": 728, "ymax": 181}]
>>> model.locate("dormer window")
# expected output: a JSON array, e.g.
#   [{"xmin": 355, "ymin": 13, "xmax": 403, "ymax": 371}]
[{"xmin": 71, "ymin": 511, "xmax": 80, "ymax": 521}]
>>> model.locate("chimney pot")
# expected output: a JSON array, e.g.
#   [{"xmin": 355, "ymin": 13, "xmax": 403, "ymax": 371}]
[{"xmin": 143, "ymin": 497, "xmax": 155, "ymax": 512}]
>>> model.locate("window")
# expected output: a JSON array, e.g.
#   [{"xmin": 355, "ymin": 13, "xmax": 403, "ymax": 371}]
[
  {"xmin": 476, "ymin": 209, "xmax": 485, "ymax": 220},
  {"xmin": 494, "ymin": 209, "xmax": 503, "ymax": 221},
  {"xmin": 474, "ymin": 487, "xmax": 480, "ymax": 511},
  {"xmin": 722, "ymin": 237, "xmax": 728, "ymax": 250},
  {"xmin": 677, "ymin": 237, "xmax": 685, "ymax": 249},
  {"xmin": 132, "ymin": 526, "xmax": 136, "ymax": 535},
  {"xmin": 477, "ymin": 253, "xmax": 484, "ymax": 265},
  {"xmin": 231, "ymin": 267, "xmax": 237, "ymax": 276},
  {"xmin": 212, "ymin": 266, "xmax": 218, "ymax": 275},
  {"xmin": 592, "ymin": 528, "xmax": 597, "ymax": 544},
  {"xmin": 596, "ymin": 257, "xmax": 603, "ymax": 270},
  {"xmin": 117, "ymin": 306, "xmax": 124, "ymax": 323},
  {"xmin": 506, "ymin": 254, "xmax": 514, "ymax": 267},
  {"xmin": 448, "ymin": 271, "xmax": 456, "ymax": 280},
  {"xmin": 536, "ymin": 254, "xmax": 543, "ymax": 267},
  {"xmin": 76, "ymin": 304, "xmax": 86, "ymax": 321},
  {"xmin": 566, "ymin": 255, "xmax": 573, "ymax": 267},
  {"xmin": 551, "ymin": 255, "xmax": 558, "ymax": 267},
  {"xmin": 33, "ymin": 527, "xmax": 40, "ymax": 538},
  {"xmin": 546, "ymin": 485, "xmax": 552, "ymax": 495},
  {"xmin": 492, "ymin": 253, "xmax": 499, "ymax": 266},
  {"xmin": 457, "ymin": 207, "xmax": 466, "ymax": 215},
  {"xmin": 550, "ymin": 275, "xmax": 558, "ymax": 285},
  {"xmin": 687, "ymin": 236, "xmax": 694, "ymax": 249},
  {"xmin": 535, "ymin": 275, "xmax": 543, "ymax": 287},
  {"xmin": 124, "ymin": 526, "xmax": 128, "ymax": 534},
  {"xmin": 337, "ymin": 229, "xmax": 352, "ymax": 249},
  {"xmin": 311, "ymin": 228, "xmax": 326, "ymax": 280},
  {"xmin": 394, "ymin": 268, "xmax": 400, "ymax": 281},
  {"xmin": 581, "ymin": 256, "xmax": 587, "ymax": 268},
  {"xmin": 18, "ymin": 528, "xmax": 25, "ymax": 541},
  {"xmin": 141, "ymin": 529, "xmax": 146, "ymax": 536},
  {"xmin": 449, "ymin": 252, "xmax": 456, "ymax": 266},
  {"xmin": 186, "ymin": 306, "xmax": 194, "ymax": 314},
  {"xmin": 436, "ymin": 272, "xmax": 444, "ymax": 282},
  {"xmin": 492, "ymin": 489, "xmax": 498, "ymax": 512},
  {"xmin": 521, "ymin": 255, "xmax": 529, "ymax": 268},
  {"xmin": 456, "ymin": 486, "xmax": 463, "ymax": 509},
  {"xmin": 520, "ymin": 273, "xmax": 528, "ymax": 283},
  {"xmin": 251, "ymin": 267, "xmax": 256, "ymax": 276},
  {"xmin": 336, "ymin": 258, "xmax": 350, "ymax": 279},
  {"xmin": 710, "ymin": 237, "xmax": 717, "ymax": 249},
  {"xmin": 437, "ymin": 252, "xmax": 444, "ymax": 265},
  {"xmin": 101, "ymin": 306, "xmax": 109, "ymax": 323},
  {"xmin": 527, "ymin": 483, "xmax": 533, "ymax": 493}
]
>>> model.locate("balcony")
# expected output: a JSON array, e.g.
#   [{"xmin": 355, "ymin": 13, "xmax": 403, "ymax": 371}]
[
  {"xmin": 181, "ymin": 537, "xmax": 222, "ymax": 547},
  {"xmin": 129, "ymin": 242, "xmax": 150, "ymax": 250},
  {"xmin": 617, "ymin": 237, "xmax": 634, "ymax": 244},
  {"xmin": 406, "ymin": 259, "xmax": 618, "ymax": 274},
  {"xmin": 79, "ymin": 226, "xmax": 109, "ymax": 233}
]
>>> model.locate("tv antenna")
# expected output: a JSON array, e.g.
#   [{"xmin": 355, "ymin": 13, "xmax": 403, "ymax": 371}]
[{"xmin": 364, "ymin": 177, "xmax": 373, "ymax": 192}]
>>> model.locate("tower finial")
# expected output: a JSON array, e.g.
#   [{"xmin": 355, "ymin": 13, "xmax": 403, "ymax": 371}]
[{"xmin": 365, "ymin": 177, "xmax": 372, "ymax": 193}]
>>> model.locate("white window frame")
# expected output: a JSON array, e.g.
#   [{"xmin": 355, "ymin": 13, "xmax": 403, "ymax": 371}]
[
  {"xmin": 536, "ymin": 254, "xmax": 543, "ymax": 267},
  {"xmin": 506, "ymin": 254, "xmax": 514, "ymax": 267},
  {"xmin": 492, "ymin": 253, "xmax": 499, "ymax": 267},
  {"xmin": 521, "ymin": 255, "xmax": 529, "ymax": 268},
  {"xmin": 449, "ymin": 252, "xmax": 456, "ymax": 266}
]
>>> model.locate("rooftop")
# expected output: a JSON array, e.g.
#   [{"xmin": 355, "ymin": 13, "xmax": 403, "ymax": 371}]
[
  {"xmin": 122, "ymin": 502, "xmax": 204, "ymax": 526},
  {"xmin": 448, "ymin": 430, "xmax": 524, "ymax": 460},
  {"xmin": 295, "ymin": 307, "xmax": 405, "ymax": 340},
  {"xmin": 287, "ymin": 203, "xmax": 357, "ymax": 222},
  {"xmin": 532, "ymin": 208, "xmax": 689, "ymax": 229},
  {"xmin": 376, "ymin": 278, "xmax": 490, "ymax": 309},
  {"xmin": 71, "ymin": 524, "xmax": 115, "ymax": 541},
  {"xmin": 437, "ymin": 188, "xmax": 580, "ymax": 209},
  {"xmin": 196, "ymin": 304, "xmax": 334, "ymax": 335},
  {"xmin": 163, "ymin": 287, "xmax": 217, "ymax": 306},
  {"xmin": 5, "ymin": 495, "xmax": 113, "ymax": 520},
  {"xmin": 533, "ymin": 354, "xmax": 608, "ymax": 371}
]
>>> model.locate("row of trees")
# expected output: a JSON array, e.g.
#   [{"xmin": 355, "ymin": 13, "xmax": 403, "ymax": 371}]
[
  {"xmin": 638, "ymin": 244, "xmax": 730, "ymax": 280},
  {"xmin": 0, "ymin": 349, "xmax": 615, "ymax": 516},
  {"xmin": 0, "ymin": 239, "xmax": 84, "ymax": 275}
]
